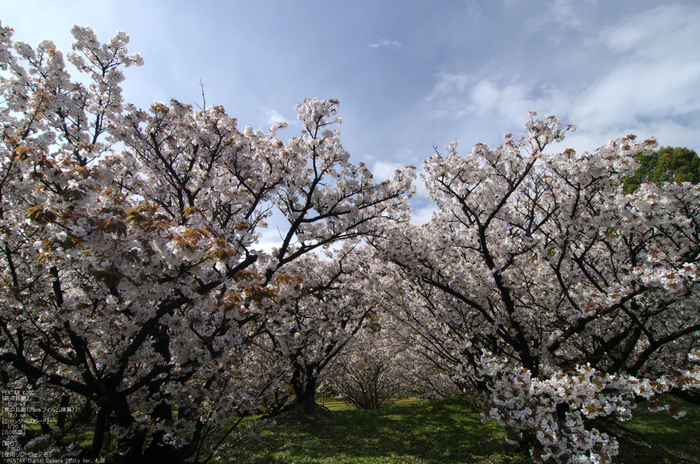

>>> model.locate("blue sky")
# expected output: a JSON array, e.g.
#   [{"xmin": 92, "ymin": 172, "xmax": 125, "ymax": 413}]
[{"xmin": 3, "ymin": 0, "xmax": 700, "ymax": 227}]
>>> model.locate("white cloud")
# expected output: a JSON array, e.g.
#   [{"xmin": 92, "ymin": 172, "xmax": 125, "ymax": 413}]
[
  {"xmin": 427, "ymin": 71, "xmax": 476, "ymax": 100},
  {"xmin": 572, "ymin": 59, "xmax": 700, "ymax": 127},
  {"xmin": 372, "ymin": 161, "xmax": 405, "ymax": 180},
  {"xmin": 469, "ymin": 79, "xmax": 535, "ymax": 118},
  {"xmin": 265, "ymin": 109, "xmax": 287, "ymax": 124},
  {"xmin": 368, "ymin": 39, "xmax": 402, "ymax": 49},
  {"xmin": 427, "ymin": 72, "xmax": 565, "ymax": 134},
  {"xmin": 539, "ymin": 0, "xmax": 597, "ymax": 34},
  {"xmin": 259, "ymin": 109, "xmax": 290, "ymax": 131},
  {"xmin": 410, "ymin": 205, "xmax": 436, "ymax": 225},
  {"xmin": 425, "ymin": 4, "xmax": 700, "ymax": 152},
  {"xmin": 603, "ymin": 4, "xmax": 698, "ymax": 56},
  {"xmin": 570, "ymin": 4, "xmax": 700, "ymax": 146}
]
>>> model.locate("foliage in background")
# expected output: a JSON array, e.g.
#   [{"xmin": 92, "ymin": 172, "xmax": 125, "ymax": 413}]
[{"xmin": 623, "ymin": 146, "xmax": 700, "ymax": 193}]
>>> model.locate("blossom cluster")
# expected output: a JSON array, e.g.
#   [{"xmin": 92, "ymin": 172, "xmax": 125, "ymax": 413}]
[{"xmin": 477, "ymin": 354, "xmax": 679, "ymax": 463}]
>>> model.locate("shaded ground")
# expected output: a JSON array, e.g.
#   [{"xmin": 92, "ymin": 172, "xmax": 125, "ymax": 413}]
[
  {"xmin": 218, "ymin": 395, "xmax": 699, "ymax": 464},
  {"xmin": 222, "ymin": 397, "xmax": 530, "ymax": 464}
]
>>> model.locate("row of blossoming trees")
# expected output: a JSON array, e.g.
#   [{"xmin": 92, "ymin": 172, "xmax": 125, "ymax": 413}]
[{"xmin": 1, "ymin": 22, "xmax": 698, "ymax": 464}]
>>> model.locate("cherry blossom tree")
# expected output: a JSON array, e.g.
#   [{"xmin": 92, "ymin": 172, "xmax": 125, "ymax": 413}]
[
  {"xmin": 373, "ymin": 268, "xmax": 478, "ymax": 398},
  {"xmin": 251, "ymin": 244, "xmax": 382, "ymax": 414},
  {"xmin": 328, "ymin": 312, "xmax": 418, "ymax": 409},
  {"xmin": 374, "ymin": 115, "xmax": 700, "ymax": 463},
  {"xmin": 0, "ymin": 21, "xmax": 413, "ymax": 463}
]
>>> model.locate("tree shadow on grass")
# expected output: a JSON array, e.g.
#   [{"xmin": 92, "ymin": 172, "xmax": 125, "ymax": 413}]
[
  {"xmin": 612, "ymin": 396, "xmax": 700, "ymax": 464},
  {"xmin": 224, "ymin": 397, "xmax": 530, "ymax": 463}
]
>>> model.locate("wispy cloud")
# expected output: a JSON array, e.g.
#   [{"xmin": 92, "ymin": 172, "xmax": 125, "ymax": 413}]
[
  {"xmin": 368, "ymin": 39, "xmax": 402, "ymax": 49},
  {"xmin": 372, "ymin": 160, "xmax": 406, "ymax": 180},
  {"xmin": 527, "ymin": 0, "xmax": 598, "ymax": 36},
  {"xmin": 411, "ymin": 205, "xmax": 436, "ymax": 226},
  {"xmin": 263, "ymin": 109, "xmax": 288, "ymax": 126},
  {"xmin": 424, "ymin": 4, "xmax": 700, "ymax": 153}
]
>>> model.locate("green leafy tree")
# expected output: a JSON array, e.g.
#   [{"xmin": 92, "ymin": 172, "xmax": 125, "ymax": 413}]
[{"xmin": 623, "ymin": 146, "xmax": 700, "ymax": 193}]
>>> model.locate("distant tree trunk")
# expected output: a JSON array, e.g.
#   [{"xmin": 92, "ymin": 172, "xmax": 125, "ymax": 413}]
[{"xmin": 288, "ymin": 363, "xmax": 326, "ymax": 415}]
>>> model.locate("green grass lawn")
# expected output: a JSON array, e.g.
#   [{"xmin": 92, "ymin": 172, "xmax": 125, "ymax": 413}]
[
  {"xmin": 614, "ymin": 395, "xmax": 700, "ymax": 464},
  {"xmin": 8, "ymin": 395, "xmax": 697, "ymax": 463},
  {"xmin": 220, "ymin": 396, "xmax": 700, "ymax": 464},
  {"xmin": 222, "ymin": 397, "xmax": 529, "ymax": 464}
]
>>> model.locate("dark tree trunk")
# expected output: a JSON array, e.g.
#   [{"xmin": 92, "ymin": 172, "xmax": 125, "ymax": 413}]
[
  {"xmin": 287, "ymin": 363, "xmax": 330, "ymax": 417},
  {"xmin": 291, "ymin": 364, "xmax": 318, "ymax": 411}
]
